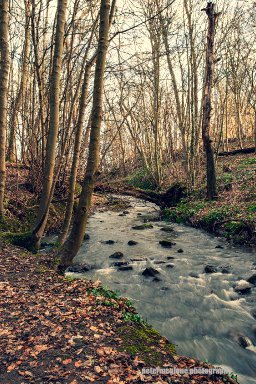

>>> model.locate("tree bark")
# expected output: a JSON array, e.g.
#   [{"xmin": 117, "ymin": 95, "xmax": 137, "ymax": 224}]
[
  {"xmin": 201, "ymin": 2, "xmax": 219, "ymax": 200},
  {"xmin": 57, "ymin": 0, "xmax": 111, "ymax": 272},
  {"xmin": 7, "ymin": 1, "xmax": 30, "ymax": 162},
  {"xmin": 31, "ymin": 0, "xmax": 68, "ymax": 249},
  {"xmin": 0, "ymin": 0, "xmax": 10, "ymax": 217}
]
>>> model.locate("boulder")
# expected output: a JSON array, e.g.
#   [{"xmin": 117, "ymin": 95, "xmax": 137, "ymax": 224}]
[
  {"xmin": 247, "ymin": 274, "xmax": 256, "ymax": 286},
  {"xmin": 204, "ymin": 265, "xmax": 218, "ymax": 274},
  {"xmin": 160, "ymin": 286, "xmax": 170, "ymax": 291},
  {"xmin": 190, "ymin": 272, "xmax": 200, "ymax": 279},
  {"xmin": 166, "ymin": 264, "xmax": 175, "ymax": 269},
  {"xmin": 159, "ymin": 240, "xmax": 176, "ymax": 248},
  {"xmin": 160, "ymin": 227, "xmax": 174, "ymax": 233},
  {"xmin": 152, "ymin": 277, "xmax": 162, "ymax": 282},
  {"xmin": 221, "ymin": 268, "xmax": 231, "ymax": 274},
  {"xmin": 167, "ymin": 256, "xmax": 175, "ymax": 260},
  {"xmin": 177, "ymin": 249, "xmax": 184, "ymax": 253},
  {"xmin": 67, "ymin": 264, "xmax": 91, "ymax": 273},
  {"xmin": 130, "ymin": 257, "xmax": 147, "ymax": 262},
  {"xmin": 128, "ymin": 240, "xmax": 138, "ymax": 246},
  {"xmin": 132, "ymin": 224, "xmax": 154, "ymax": 230},
  {"xmin": 215, "ymin": 245, "xmax": 224, "ymax": 249},
  {"xmin": 111, "ymin": 261, "xmax": 129, "ymax": 267},
  {"xmin": 229, "ymin": 330, "xmax": 252, "ymax": 349},
  {"xmin": 109, "ymin": 252, "xmax": 124, "ymax": 259},
  {"xmin": 154, "ymin": 260, "xmax": 166, "ymax": 265},
  {"xmin": 104, "ymin": 240, "xmax": 115, "ymax": 244},
  {"xmin": 84, "ymin": 234, "xmax": 90, "ymax": 240},
  {"xmin": 118, "ymin": 265, "xmax": 133, "ymax": 271},
  {"xmin": 142, "ymin": 267, "xmax": 160, "ymax": 277},
  {"xmin": 221, "ymin": 265, "xmax": 231, "ymax": 274},
  {"xmin": 234, "ymin": 281, "xmax": 253, "ymax": 295}
]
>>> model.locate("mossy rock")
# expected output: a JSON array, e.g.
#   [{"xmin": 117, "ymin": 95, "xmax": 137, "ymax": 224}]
[
  {"xmin": 118, "ymin": 323, "xmax": 175, "ymax": 366},
  {"xmin": 132, "ymin": 223, "xmax": 154, "ymax": 230},
  {"xmin": 0, "ymin": 231, "xmax": 37, "ymax": 252}
]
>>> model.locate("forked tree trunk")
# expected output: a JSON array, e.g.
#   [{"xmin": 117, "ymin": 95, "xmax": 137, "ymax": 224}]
[
  {"xmin": 0, "ymin": 0, "xmax": 10, "ymax": 218},
  {"xmin": 201, "ymin": 2, "xmax": 220, "ymax": 200},
  {"xmin": 58, "ymin": 62, "xmax": 93, "ymax": 245},
  {"xmin": 57, "ymin": 0, "xmax": 111, "ymax": 272},
  {"xmin": 58, "ymin": 1, "xmax": 116, "ymax": 245},
  {"xmin": 31, "ymin": 0, "xmax": 68, "ymax": 249}
]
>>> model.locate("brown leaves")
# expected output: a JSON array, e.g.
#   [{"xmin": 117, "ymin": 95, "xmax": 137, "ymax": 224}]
[
  {"xmin": 62, "ymin": 358, "xmax": 72, "ymax": 365},
  {"xmin": 0, "ymin": 245, "xmax": 231, "ymax": 384}
]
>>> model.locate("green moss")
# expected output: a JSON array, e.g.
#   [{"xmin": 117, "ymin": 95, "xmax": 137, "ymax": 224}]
[
  {"xmin": 127, "ymin": 168, "xmax": 157, "ymax": 190},
  {"xmin": 118, "ymin": 324, "xmax": 175, "ymax": 365},
  {"xmin": 0, "ymin": 231, "xmax": 31, "ymax": 246}
]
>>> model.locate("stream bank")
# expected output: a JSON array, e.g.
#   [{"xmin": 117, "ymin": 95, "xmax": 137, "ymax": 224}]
[
  {"xmin": 67, "ymin": 195, "xmax": 256, "ymax": 384},
  {"xmin": 0, "ymin": 244, "xmax": 237, "ymax": 384}
]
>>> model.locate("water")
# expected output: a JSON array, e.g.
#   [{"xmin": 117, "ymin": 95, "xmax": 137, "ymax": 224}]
[{"xmin": 69, "ymin": 196, "xmax": 256, "ymax": 383}]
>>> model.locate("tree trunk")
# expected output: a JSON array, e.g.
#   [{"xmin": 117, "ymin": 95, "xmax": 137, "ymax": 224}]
[
  {"xmin": 31, "ymin": 0, "xmax": 68, "ymax": 249},
  {"xmin": 201, "ymin": 2, "xmax": 219, "ymax": 200},
  {"xmin": 0, "ymin": 0, "xmax": 10, "ymax": 217},
  {"xmin": 7, "ymin": 1, "xmax": 30, "ymax": 162},
  {"xmin": 58, "ymin": 62, "xmax": 93, "ymax": 245},
  {"xmin": 57, "ymin": 0, "xmax": 111, "ymax": 272}
]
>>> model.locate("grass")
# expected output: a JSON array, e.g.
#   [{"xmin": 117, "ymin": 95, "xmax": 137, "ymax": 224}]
[{"xmin": 161, "ymin": 154, "xmax": 256, "ymax": 246}]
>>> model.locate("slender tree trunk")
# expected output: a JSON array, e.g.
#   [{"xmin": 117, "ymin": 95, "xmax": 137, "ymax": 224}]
[
  {"xmin": 201, "ymin": 2, "xmax": 219, "ymax": 200},
  {"xmin": 57, "ymin": 0, "xmax": 111, "ymax": 272},
  {"xmin": 31, "ymin": 0, "xmax": 68, "ymax": 249},
  {"xmin": 58, "ymin": 62, "xmax": 93, "ymax": 245},
  {"xmin": 7, "ymin": 1, "xmax": 30, "ymax": 162},
  {"xmin": 0, "ymin": 0, "xmax": 10, "ymax": 218}
]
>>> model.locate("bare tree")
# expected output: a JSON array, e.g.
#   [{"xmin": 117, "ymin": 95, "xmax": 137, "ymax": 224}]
[
  {"xmin": 201, "ymin": 2, "xmax": 220, "ymax": 199},
  {"xmin": 58, "ymin": 0, "xmax": 112, "ymax": 272},
  {"xmin": 0, "ymin": 0, "xmax": 10, "ymax": 217},
  {"xmin": 31, "ymin": 0, "xmax": 68, "ymax": 249}
]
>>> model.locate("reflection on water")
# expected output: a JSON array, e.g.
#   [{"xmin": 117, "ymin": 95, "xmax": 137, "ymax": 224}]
[{"xmin": 70, "ymin": 196, "xmax": 256, "ymax": 383}]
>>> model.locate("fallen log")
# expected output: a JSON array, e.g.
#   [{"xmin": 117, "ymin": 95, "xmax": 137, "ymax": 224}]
[
  {"xmin": 218, "ymin": 146, "xmax": 255, "ymax": 157},
  {"xmin": 94, "ymin": 182, "xmax": 187, "ymax": 208}
]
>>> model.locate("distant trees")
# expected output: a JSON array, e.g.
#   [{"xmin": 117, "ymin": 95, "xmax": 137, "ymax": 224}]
[
  {"xmin": 0, "ymin": 0, "xmax": 10, "ymax": 218},
  {"xmin": 0, "ymin": 0, "xmax": 254, "ymax": 254}
]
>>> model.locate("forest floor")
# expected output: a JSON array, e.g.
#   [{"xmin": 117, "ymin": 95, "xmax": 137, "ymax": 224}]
[
  {"xmin": 0, "ymin": 244, "xmax": 237, "ymax": 384},
  {"xmin": 0, "ymin": 163, "xmax": 240, "ymax": 383}
]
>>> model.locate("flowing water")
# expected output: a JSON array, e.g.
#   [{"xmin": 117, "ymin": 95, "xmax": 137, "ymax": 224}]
[{"xmin": 67, "ymin": 196, "xmax": 256, "ymax": 383}]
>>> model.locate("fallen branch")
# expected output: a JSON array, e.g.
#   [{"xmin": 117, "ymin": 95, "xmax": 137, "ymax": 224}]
[{"xmin": 218, "ymin": 147, "xmax": 255, "ymax": 157}]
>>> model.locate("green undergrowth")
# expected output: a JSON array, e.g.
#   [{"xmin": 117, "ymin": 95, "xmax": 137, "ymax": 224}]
[
  {"xmin": 0, "ymin": 231, "xmax": 33, "ymax": 248},
  {"xmin": 85, "ymin": 284, "xmax": 176, "ymax": 364},
  {"xmin": 161, "ymin": 155, "xmax": 256, "ymax": 246},
  {"xmin": 162, "ymin": 199, "xmax": 255, "ymax": 246},
  {"xmin": 118, "ymin": 323, "xmax": 176, "ymax": 365},
  {"xmin": 126, "ymin": 168, "xmax": 157, "ymax": 190}
]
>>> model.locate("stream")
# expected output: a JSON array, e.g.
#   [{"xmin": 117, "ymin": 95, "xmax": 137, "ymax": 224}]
[{"xmin": 65, "ymin": 195, "xmax": 256, "ymax": 383}]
